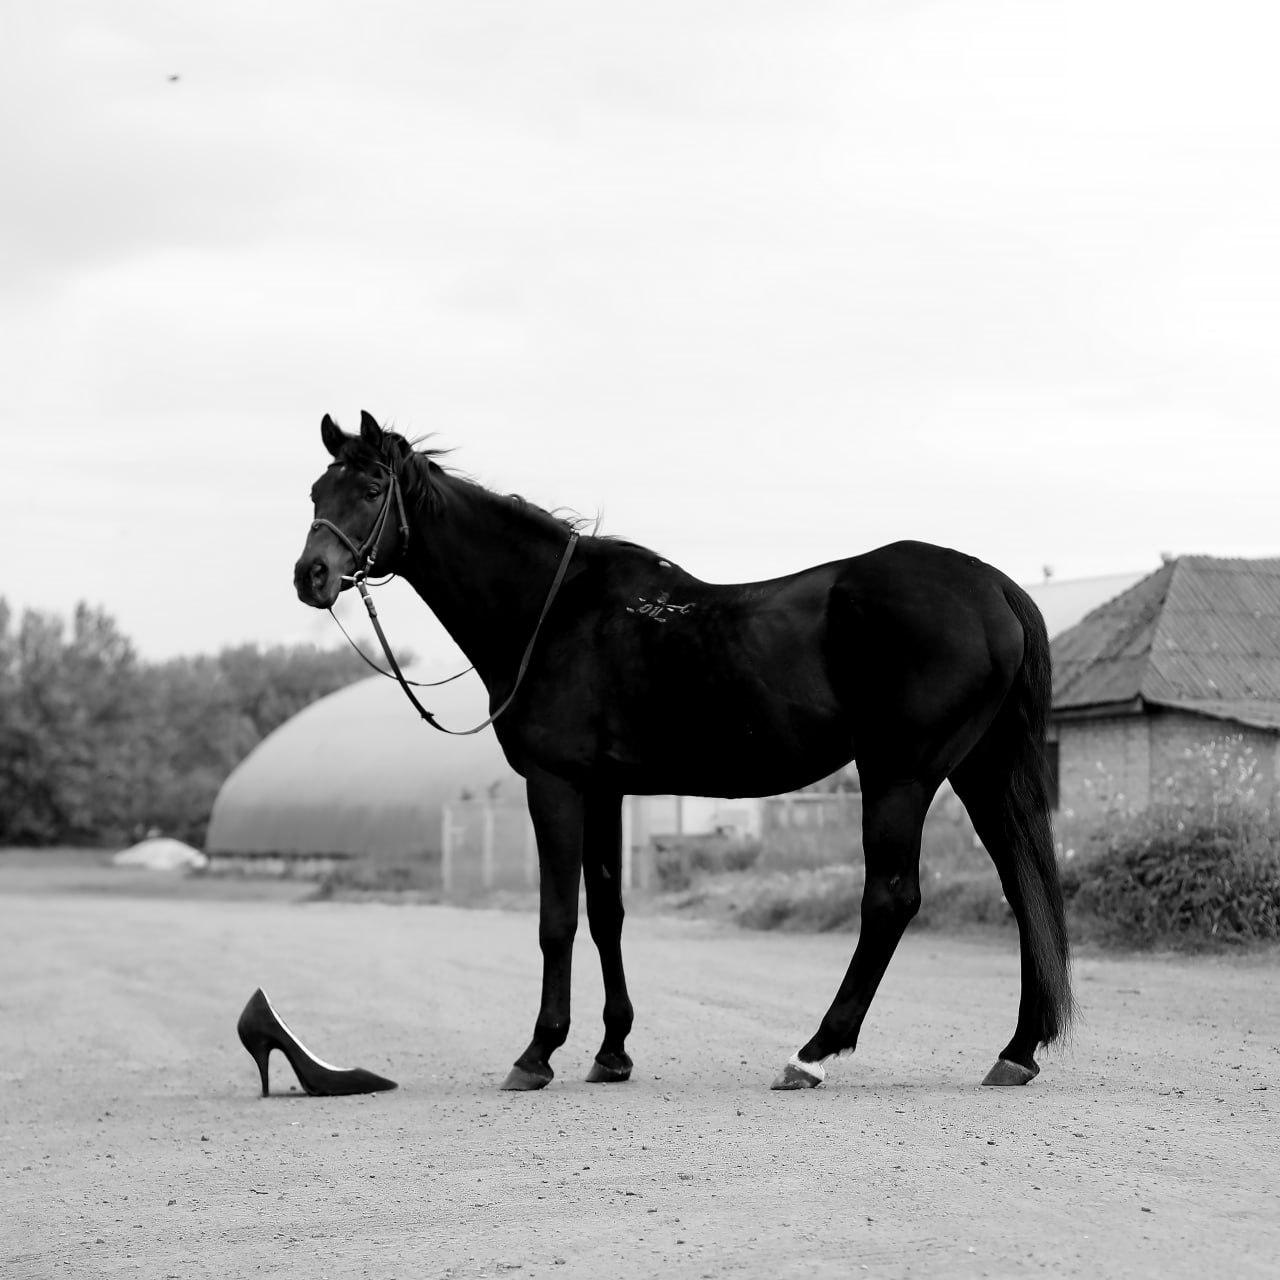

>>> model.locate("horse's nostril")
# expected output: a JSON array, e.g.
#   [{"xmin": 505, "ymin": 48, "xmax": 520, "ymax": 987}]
[{"xmin": 310, "ymin": 560, "xmax": 327, "ymax": 587}]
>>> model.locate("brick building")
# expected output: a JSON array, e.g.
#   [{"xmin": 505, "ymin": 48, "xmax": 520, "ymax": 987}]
[{"xmin": 1049, "ymin": 556, "xmax": 1280, "ymax": 832}]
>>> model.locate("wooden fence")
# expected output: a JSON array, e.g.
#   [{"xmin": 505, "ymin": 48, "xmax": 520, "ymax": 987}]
[
  {"xmin": 441, "ymin": 800, "xmax": 537, "ymax": 896},
  {"xmin": 440, "ymin": 798, "xmax": 636, "ymax": 896},
  {"xmin": 442, "ymin": 789, "xmax": 983, "ymax": 893}
]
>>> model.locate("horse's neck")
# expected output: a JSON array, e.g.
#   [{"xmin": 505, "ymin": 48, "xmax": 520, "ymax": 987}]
[{"xmin": 399, "ymin": 472, "xmax": 571, "ymax": 689}]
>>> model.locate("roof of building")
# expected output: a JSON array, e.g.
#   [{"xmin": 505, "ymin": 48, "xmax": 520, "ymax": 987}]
[{"xmin": 1051, "ymin": 556, "xmax": 1280, "ymax": 729}]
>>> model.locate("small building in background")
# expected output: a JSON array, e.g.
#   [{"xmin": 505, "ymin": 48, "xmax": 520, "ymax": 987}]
[{"xmin": 1050, "ymin": 556, "xmax": 1280, "ymax": 831}]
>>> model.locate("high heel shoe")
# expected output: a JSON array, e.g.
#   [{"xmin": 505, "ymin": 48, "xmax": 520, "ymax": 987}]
[{"xmin": 236, "ymin": 988, "xmax": 397, "ymax": 1096}]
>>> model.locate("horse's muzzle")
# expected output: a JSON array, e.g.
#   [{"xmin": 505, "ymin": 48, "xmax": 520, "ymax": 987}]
[{"xmin": 294, "ymin": 555, "xmax": 340, "ymax": 609}]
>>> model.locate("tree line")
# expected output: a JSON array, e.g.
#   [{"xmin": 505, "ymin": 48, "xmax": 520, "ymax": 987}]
[{"xmin": 0, "ymin": 599, "xmax": 379, "ymax": 848}]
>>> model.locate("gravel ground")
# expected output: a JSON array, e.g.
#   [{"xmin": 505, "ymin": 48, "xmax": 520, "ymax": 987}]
[{"xmin": 1, "ymin": 855, "xmax": 1277, "ymax": 1279}]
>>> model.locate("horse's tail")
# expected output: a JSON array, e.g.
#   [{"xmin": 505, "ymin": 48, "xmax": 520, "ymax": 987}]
[{"xmin": 954, "ymin": 583, "xmax": 1074, "ymax": 1046}]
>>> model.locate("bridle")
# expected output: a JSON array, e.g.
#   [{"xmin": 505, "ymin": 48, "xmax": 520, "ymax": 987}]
[
  {"xmin": 310, "ymin": 462, "xmax": 578, "ymax": 736},
  {"xmin": 309, "ymin": 461, "xmax": 409, "ymax": 583}
]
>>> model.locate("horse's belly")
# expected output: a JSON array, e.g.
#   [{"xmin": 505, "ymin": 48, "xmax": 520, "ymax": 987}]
[{"xmin": 601, "ymin": 692, "xmax": 855, "ymax": 798}]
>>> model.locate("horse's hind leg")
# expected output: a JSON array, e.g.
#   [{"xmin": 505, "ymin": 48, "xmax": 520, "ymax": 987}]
[
  {"xmin": 951, "ymin": 748, "xmax": 1073, "ymax": 1086},
  {"xmin": 772, "ymin": 780, "xmax": 929, "ymax": 1089},
  {"xmin": 582, "ymin": 790, "xmax": 635, "ymax": 1083}
]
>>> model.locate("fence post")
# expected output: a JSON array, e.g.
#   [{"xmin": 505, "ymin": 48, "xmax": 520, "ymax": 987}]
[
  {"xmin": 441, "ymin": 804, "xmax": 454, "ymax": 896},
  {"xmin": 482, "ymin": 801, "xmax": 495, "ymax": 890}
]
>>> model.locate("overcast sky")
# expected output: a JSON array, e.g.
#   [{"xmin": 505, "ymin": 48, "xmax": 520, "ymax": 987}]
[{"xmin": 5, "ymin": 1, "xmax": 1279, "ymax": 663}]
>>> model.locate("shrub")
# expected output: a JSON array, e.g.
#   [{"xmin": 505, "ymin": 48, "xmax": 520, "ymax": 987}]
[
  {"xmin": 716, "ymin": 865, "xmax": 1012, "ymax": 935},
  {"xmin": 650, "ymin": 833, "xmax": 760, "ymax": 891},
  {"xmin": 1061, "ymin": 808, "xmax": 1280, "ymax": 946},
  {"xmin": 733, "ymin": 866, "xmax": 864, "ymax": 932},
  {"xmin": 757, "ymin": 824, "xmax": 860, "ymax": 871},
  {"xmin": 313, "ymin": 853, "xmax": 442, "ymax": 900},
  {"xmin": 916, "ymin": 873, "xmax": 1014, "ymax": 930}
]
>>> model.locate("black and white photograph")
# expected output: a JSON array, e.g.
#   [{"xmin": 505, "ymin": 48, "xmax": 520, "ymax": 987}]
[{"xmin": 2, "ymin": 3, "xmax": 1277, "ymax": 1277}]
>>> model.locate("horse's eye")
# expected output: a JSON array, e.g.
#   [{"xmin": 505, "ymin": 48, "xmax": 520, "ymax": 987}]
[{"xmin": 365, "ymin": 486, "xmax": 381, "ymax": 500}]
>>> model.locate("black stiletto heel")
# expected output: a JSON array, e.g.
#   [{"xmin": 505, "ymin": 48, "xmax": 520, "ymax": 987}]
[{"xmin": 236, "ymin": 988, "xmax": 397, "ymax": 1096}]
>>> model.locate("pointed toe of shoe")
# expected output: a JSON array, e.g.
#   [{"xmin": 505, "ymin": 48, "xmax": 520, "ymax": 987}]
[
  {"xmin": 313, "ymin": 1066, "xmax": 398, "ymax": 1096},
  {"xmin": 350, "ymin": 1068, "xmax": 398, "ymax": 1094}
]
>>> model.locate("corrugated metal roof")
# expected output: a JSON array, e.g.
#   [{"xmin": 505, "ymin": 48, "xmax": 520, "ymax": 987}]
[{"xmin": 1051, "ymin": 556, "xmax": 1280, "ymax": 727}]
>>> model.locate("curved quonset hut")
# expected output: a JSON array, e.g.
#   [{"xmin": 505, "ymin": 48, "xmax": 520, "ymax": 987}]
[{"xmin": 205, "ymin": 665, "xmax": 520, "ymax": 877}]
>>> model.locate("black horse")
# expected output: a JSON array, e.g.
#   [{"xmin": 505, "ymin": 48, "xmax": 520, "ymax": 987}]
[{"xmin": 294, "ymin": 412, "xmax": 1072, "ymax": 1091}]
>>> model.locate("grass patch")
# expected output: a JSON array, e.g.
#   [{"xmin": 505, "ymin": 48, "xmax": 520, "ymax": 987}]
[
  {"xmin": 311, "ymin": 852, "xmax": 443, "ymax": 902},
  {"xmin": 667, "ymin": 863, "xmax": 1014, "ymax": 935},
  {"xmin": 734, "ymin": 866, "xmax": 863, "ymax": 932},
  {"xmin": 650, "ymin": 834, "xmax": 762, "ymax": 892}
]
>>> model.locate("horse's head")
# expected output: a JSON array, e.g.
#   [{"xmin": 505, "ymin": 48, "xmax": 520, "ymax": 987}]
[{"xmin": 293, "ymin": 410, "xmax": 412, "ymax": 608}]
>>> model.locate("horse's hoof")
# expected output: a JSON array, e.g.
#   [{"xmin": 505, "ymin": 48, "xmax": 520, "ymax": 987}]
[
  {"xmin": 500, "ymin": 1063, "xmax": 553, "ymax": 1091},
  {"xmin": 770, "ymin": 1053, "xmax": 825, "ymax": 1090},
  {"xmin": 980, "ymin": 1057, "xmax": 1039, "ymax": 1087},
  {"xmin": 585, "ymin": 1056, "xmax": 632, "ymax": 1084}
]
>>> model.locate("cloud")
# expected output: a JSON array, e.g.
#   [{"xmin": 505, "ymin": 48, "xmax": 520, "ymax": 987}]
[{"xmin": 4, "ymin": 0, "xmax": 1279, "ymax": 655}]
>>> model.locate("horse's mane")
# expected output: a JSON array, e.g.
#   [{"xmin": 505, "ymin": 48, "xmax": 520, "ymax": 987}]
[{"xmin": 337, "ymin": 430, "xmax": 599, "ymax": 540}]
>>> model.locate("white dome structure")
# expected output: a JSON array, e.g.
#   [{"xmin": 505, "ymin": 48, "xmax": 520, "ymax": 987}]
[{"xmin": 205, "ymin": 664, "xmax": 521, "ymax": 863}]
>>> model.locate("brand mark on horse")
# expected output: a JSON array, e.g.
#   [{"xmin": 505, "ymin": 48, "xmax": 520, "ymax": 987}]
[{"xmin": 625, "ymin": 592, "xmax": 696, "ymax": 623}]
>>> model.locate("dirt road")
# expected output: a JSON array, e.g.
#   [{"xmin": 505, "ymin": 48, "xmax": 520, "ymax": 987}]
[{"xmin": 1, "ymin": 860, "xmax": 1277, "ymax": 1278}]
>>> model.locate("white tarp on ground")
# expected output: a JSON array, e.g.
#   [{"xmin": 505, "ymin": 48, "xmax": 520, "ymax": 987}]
[{"xmin": 112, "ymin": 838, "xmax": 208, "ymax": 870}]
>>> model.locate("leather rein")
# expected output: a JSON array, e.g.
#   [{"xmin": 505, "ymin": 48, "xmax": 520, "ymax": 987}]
[{"xmin": 311, "ymin": 464, "xmax": 578, "ymax": 736}]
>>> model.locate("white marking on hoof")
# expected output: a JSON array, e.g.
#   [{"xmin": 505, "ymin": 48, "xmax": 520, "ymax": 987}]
[
  {"xmin": 771, "ymin": 1051, "xmax": 827, "ymax": 1089},
  {"xmin": 788, "ymin": 1051, "xmax": 825, "ymax": 1083}
]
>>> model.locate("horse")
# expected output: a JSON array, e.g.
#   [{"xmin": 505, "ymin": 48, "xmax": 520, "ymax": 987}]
[{"xmin": 293, "ymin": 411, "xmax": 1073, "ymax": 1091}]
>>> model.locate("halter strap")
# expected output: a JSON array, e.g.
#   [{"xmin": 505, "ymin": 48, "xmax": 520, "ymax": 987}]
[
  {"xmin": 352, "ymin": 532, "xmax": 579, "ymax": 735},
  {"xmin": 326, "ymin": 607, "xmax": 475, "ymax": 688}
]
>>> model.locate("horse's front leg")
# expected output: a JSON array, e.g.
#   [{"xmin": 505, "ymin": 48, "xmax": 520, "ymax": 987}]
[
  {"xmin": 500, "ymin": 770, "xmax": 584, "ymax": 1091},
  {"xmin": 582, "ymin": 789, "xmax": 634, "ymax": 1083}
]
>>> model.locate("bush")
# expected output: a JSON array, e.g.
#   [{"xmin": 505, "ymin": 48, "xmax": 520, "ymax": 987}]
[
  {"xmin": 916, "ymin": 873, "xmax": 1014, "ymax": 930},
  {"xmin": 733, "ymin": 866, "xmax": 864, "ymax": 932},
  {"xmin": 1062, "ymin": 808, "xmax": 1280, "ymax": 946},
  {"xmin": 313, "ymin": 852, "xmax": 442, "ymax": 900},
  {"xmin": 650, "ymin": 833, "xmax": 761, "ymax": 892},
  {"xmin": 724, "ymin": 866, "xmax": 1013, "ymax": 934},
  {"xmin": 757, "ymin": 824, "xmax": 860, "ymax": 871}
]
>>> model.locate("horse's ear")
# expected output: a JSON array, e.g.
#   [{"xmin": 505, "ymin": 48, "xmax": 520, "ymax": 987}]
[
  {"xmin": 359, "ymin": 410, "xmax": 384, "ymax": 450},
  {"xmin": 320, "ymin": 414, "xmax": 346, "ymax": 458}
]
